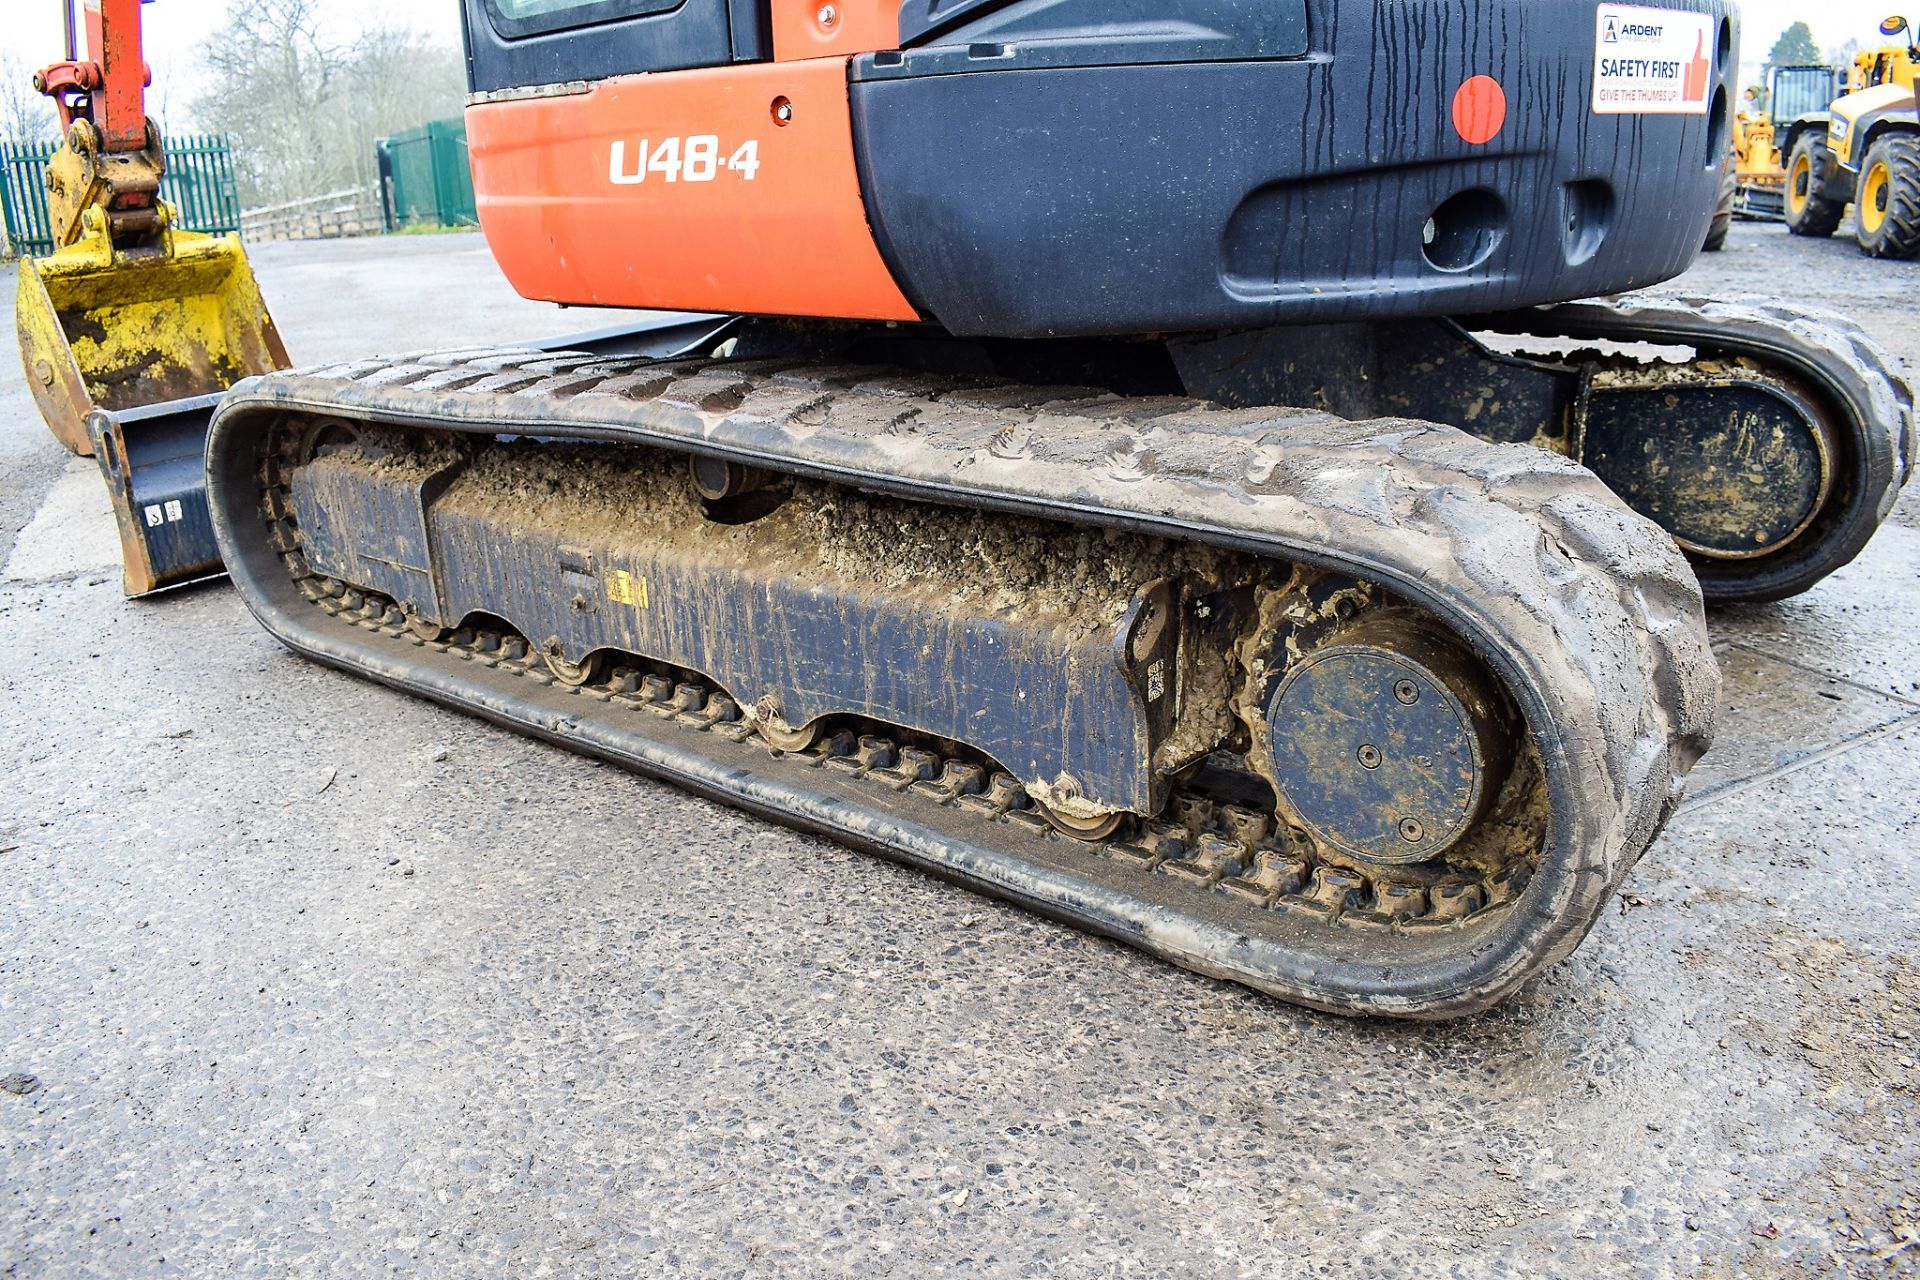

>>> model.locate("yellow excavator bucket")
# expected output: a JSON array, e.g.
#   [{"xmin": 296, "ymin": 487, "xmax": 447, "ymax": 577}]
[
  {"xmin": 16, "ymin": 219, "xmax": 288, "ymax": 457},
  {"xmin": 15, "ymin": 209, "xmax": 290, "ymax": 595}
]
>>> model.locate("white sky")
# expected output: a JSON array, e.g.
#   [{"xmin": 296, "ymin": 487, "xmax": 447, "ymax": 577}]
[
  {"xmin": 0, "ymin": 1, "xmax": 464, "ymax": 125},
  {"xmin": 1733, "ymin": 0, "xmax": 1910, "ymax": 79},
  {"xmin": 0, "ymin": 0, "xmax": 1907, "ymax": 117}
]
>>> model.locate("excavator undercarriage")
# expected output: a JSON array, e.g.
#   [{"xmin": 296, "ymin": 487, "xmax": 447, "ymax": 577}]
[{"xmin": 208, "ymin": 316, "xmax": 1726, "ymax": 1017}]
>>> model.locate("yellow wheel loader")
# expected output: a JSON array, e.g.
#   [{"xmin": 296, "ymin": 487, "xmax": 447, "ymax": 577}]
[{"xmin": 13, "ymin": 0, "xmax": 288, "ymax": 595}]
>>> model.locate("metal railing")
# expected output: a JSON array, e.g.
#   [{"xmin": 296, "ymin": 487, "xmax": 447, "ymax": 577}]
[
  {"xmin": 0, "ymin": 132, "xmax": 243, "ymax": 258},
  {"xmin": 377, "ymin": 117, "xmax": 478, "ymax": 230},
  {"xmin": 239, "ymin": 186, "xmax": 384, "ymax": 243}
]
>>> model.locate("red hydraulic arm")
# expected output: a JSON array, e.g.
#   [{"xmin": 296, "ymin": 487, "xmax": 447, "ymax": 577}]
[
  {"xmin": 34, "ymin": 0, "xmax": 154, "ymax": 150},
  {"xmin": 28, "ymin": 0, "xmax": 164, "ymax": 250}
]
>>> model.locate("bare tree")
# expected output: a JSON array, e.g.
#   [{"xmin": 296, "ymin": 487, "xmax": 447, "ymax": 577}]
[
  {"xmin": 190, "ymin": 0, "xmax": 465, "ymax": 206},
  {"xmin": 193, "ymin": 0, "xmax": 344, "ymax": 200},
  {"xmin": 0, "ymin": 53, "xmax": 60, "ymax": 146},
  {"xmin": 334, "ymin": 27, "xmax": 466, "ymax": 190}
]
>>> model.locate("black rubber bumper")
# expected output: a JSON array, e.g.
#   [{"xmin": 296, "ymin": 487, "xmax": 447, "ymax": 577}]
[{"xmin": 852, "ymin": 0, "xmax": 1738, "ymax": 336}]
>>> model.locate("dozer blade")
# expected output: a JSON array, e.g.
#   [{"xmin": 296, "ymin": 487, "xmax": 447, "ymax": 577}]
[
  {"xmin": 15, "ymin": 226, "xmax": 289, "ymax": 596},
  {"xmin": 86, "ymin": 395, "xmax": 224, "ymax": 595}
]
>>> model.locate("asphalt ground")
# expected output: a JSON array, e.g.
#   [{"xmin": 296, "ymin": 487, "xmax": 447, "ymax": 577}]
[{"xmin": 3, "ymin": 226, "xmax": 1918, "ymax": 1278}]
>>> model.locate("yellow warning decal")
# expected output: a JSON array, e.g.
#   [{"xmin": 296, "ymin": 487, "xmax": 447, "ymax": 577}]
[{"xmin": 606, "ymin": 569, "xmax": 650, "ymax": 608}]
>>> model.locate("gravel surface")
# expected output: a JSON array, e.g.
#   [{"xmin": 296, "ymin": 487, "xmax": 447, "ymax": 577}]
[{"xmin": 3, "ymin": 227, "xmax": 1918, "ymax": 1278}]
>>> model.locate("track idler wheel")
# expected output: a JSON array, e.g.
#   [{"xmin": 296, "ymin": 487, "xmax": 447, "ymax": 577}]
[
  {"xmin": 405, "ymin": 609, "xmax": 449, "ymax": 642},
  {"xmin": 1037, "ymin": 801, "xmax": 1127, "ymax": 843},
  {"xmin": 1258, "ymin": 613, "xmax": 1515, "ymax": 867},
  {"xmin": 1583, "ymin": 369, "xmax": 1842, "ymax": 566}
]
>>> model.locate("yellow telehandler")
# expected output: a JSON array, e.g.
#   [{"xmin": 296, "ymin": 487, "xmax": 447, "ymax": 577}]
[
  {"xmin": 1726, "ymin": 66, "xmax": 1842, "ymax": 221},
  {"xmin": 1784, "ymin": 15, "xmax": 1920, "ymax": 257}
]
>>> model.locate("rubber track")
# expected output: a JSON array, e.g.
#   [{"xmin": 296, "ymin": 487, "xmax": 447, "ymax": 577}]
[
  {"xmin": 1480, "ymin": 292, "xmax": 1915, "ymax": 601},
  {"xmin": 207, "ymin": 351, "xmax": 1718, "ymax": 1016}
]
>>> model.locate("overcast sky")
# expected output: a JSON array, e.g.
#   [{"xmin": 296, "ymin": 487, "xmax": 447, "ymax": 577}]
[
  {"xmin": 1, "ymin": 1, "xmax": 464, "ymax": 116},
  {"xmin": 0, "ymin": 1, "xmax": 1908, "ymax": 109}
]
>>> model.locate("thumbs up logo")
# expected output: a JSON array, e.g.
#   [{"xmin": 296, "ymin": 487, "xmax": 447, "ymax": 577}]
[{"xmin": 1682, "ymin": 30, "xmax": 1710, "ymax": 103}]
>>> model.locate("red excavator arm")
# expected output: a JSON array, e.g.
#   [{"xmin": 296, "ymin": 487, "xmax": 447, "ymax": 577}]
[
  {"xmin": 31, "ymin": 0, "xmax": 163, "ymax": 250},
  {"xmin": 36, "ymin": 0, "xmax": 153, "ymax": 148}
]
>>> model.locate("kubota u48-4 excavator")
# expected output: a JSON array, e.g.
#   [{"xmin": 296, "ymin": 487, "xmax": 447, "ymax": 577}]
[{"xmin": 192, "ymin": 0, "xmax": 1910, "ymax": 1016}]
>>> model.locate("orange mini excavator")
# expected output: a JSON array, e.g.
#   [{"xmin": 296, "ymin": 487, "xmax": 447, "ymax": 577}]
[{"xmin": 194, "ymin": 1, "xmax": 1907, "ymax": 1015}]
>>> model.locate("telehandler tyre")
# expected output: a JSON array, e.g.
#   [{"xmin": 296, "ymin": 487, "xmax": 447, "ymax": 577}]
[
  {"xmin": 1785, "ymin": 134, "xmax": 1846, "ymax": 237},
  {"xmin": 1703, "ymin": 158, "xmax": 1735, "ymax": 251},
  {"xmin": 1855, "ymin": 134, "xmax": 1920, "ymax": 259}
]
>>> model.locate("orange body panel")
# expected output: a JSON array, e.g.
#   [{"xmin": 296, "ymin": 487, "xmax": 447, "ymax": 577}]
[
  {"xmin": 771, "ymin": 0, "xmax": 902, "ymax": 61},
  {"xmin": 466, "ymin": 60, "xmax": 918, "ymax": 323}
]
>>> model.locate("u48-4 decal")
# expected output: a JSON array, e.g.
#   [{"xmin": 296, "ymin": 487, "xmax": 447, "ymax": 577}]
[{"xmin": 609, "ymin": 137, "xmax": 761, "ymax": 185}]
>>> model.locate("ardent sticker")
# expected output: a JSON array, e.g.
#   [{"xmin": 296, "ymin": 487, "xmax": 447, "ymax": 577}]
[{"xmin": 1592, "ymin": 4, "xmax": 1716, "ymax": 114}]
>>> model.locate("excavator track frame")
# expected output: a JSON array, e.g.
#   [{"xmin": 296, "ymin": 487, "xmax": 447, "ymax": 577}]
[{"xmin": 206, "ymin": 343, "xmax": 1716, "ymax": 1018}]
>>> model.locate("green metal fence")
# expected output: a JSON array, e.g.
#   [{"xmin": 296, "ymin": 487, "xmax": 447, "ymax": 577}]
[
  {"xmin": 0, "ymin": 132, "xmax": 243, "ymax": 259},
  {"xmin": 377, "ymin": 117, "xmax": 478, "ymax": 231}
]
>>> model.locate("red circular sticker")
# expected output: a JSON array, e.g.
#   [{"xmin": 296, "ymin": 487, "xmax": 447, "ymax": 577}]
[{"xmin": 1452, "ymin": 75, "xmax": 1507, "ymax": 145}]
